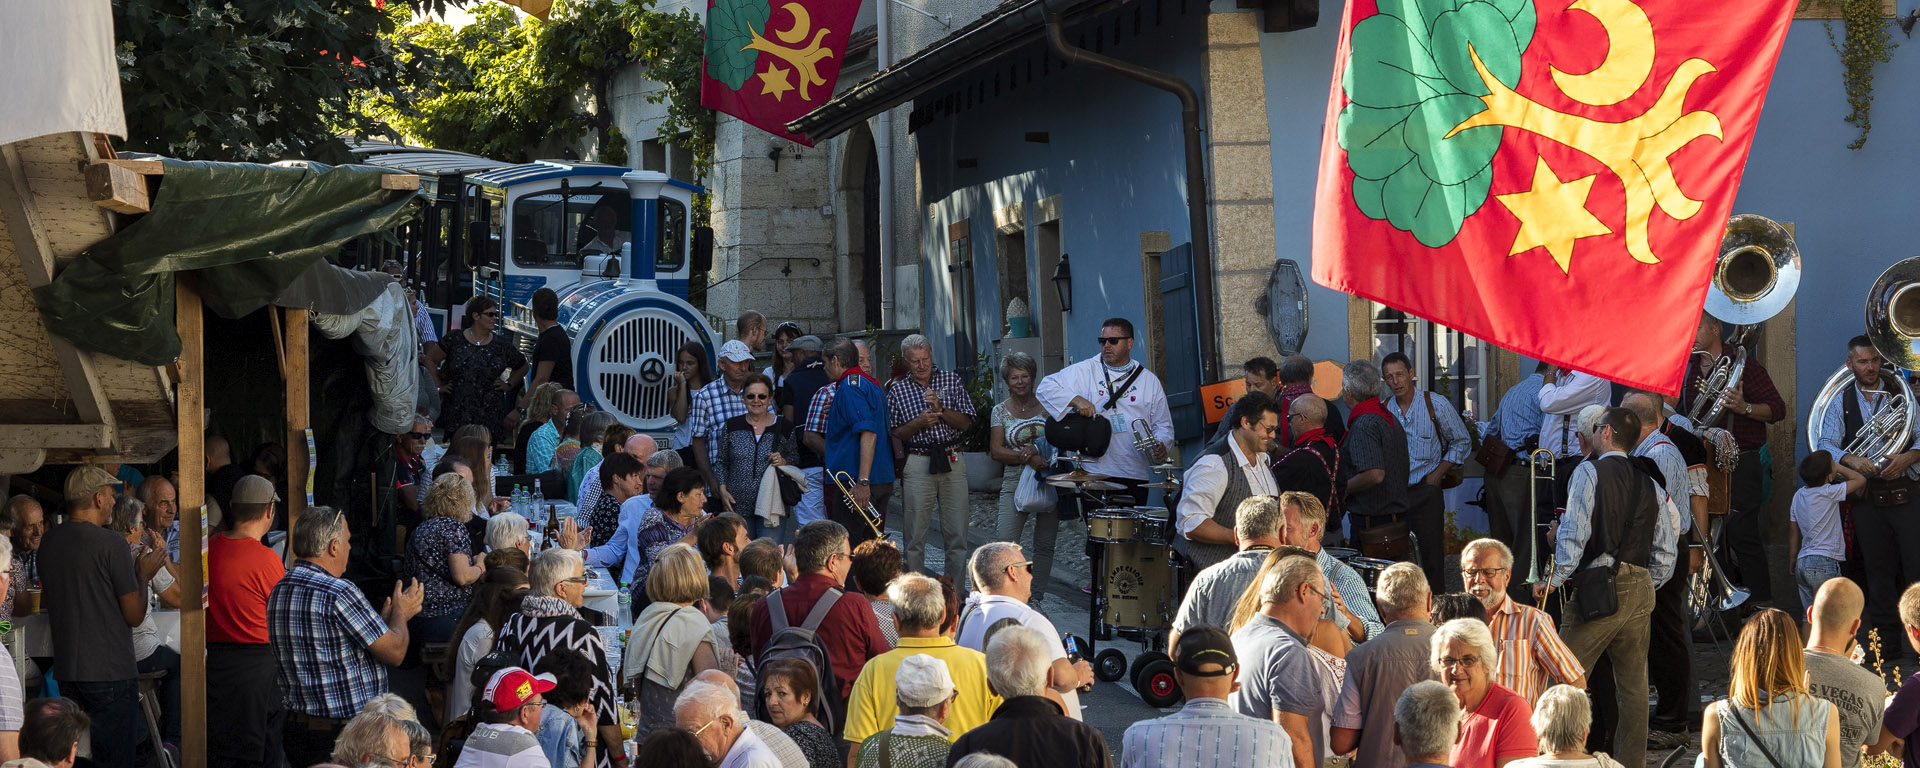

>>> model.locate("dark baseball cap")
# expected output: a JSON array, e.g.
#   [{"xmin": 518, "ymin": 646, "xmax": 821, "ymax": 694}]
[{"xmin": 1174, "ymin": 626, "xmax": 1237, "ymax": 676}]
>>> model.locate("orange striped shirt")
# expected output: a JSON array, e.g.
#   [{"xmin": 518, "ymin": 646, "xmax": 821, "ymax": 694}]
[{"xmin": 1487, "ymin": 597, "xmax": 1585, "ymax": 704}]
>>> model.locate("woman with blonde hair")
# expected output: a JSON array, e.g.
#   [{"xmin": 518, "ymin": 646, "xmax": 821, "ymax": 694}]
[
  {"xmin": 624, "ymin": 542, "xmax": 723, "ymax": 735},
  {"xmin": 1700, "ymin": 608, "xmax": 1840, "ymax": 767},
  {"xmin": 520, "ymin": 381, "xmax": 566, "ymax": 474},
  {"xmin": 405, "ymin": 474, "xmax": 485, "ymax": 643}
]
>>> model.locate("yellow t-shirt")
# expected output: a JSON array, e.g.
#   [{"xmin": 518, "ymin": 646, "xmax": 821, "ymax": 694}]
[{"xmin": 842, "ymin": 636, "xmax": 1002, "ymax": 744}]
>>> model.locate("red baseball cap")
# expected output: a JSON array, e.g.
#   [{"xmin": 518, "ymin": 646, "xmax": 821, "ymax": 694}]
[{"xmin": 484, "ymin": 667, "xmax": 557, "ymax": 712}]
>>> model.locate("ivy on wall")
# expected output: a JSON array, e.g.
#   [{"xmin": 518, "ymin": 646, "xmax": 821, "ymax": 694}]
[{"xmin": 1808, "ymin": 0, "xmax": 1899, "ymax": 148}]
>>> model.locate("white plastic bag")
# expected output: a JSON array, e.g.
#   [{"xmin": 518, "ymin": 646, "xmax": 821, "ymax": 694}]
[{"xmin": 1014, "ymin": 466, "xmax": 1056, "ymax": 513}]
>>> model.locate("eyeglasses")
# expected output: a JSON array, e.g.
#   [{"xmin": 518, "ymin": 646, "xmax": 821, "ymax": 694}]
[
  {"xmin": 1006, "ymin": 560, "xmax": 1034, "ymax": 574},
  {"xmin": 405, "ymin": 432, "xmax": 431, "ymax": 440},
  {"xmin": 1438, "ymin": 655, "xmax": 1482, "ymax": 669},
  {"xmin": 1462, "ymin": 567, "xmax": 1508, "ymax": 580},
  {"xmin": 743, "ymin": 393, "xmax": 771, "ymax": 401},
  {"xmin": 560, "ymin": 575, "xmax": 589, "ymax": 585},
  {"xmin": 690, "ymin": 714, "xmax": 725, "ymax": 737},
  {"xmin": 1097, "ymin": 336, "xmax": 1132, "ymax": 346},
  {"xmin": 480, "ymin": 311, "xmax": 501, "ymax": 318}
]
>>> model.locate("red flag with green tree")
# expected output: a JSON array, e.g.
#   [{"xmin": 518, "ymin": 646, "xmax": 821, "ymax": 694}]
[
  {"xmin": 701, "ymin": 0, "xmax": 861, "ymax": 146},
  {"xmin": 1310, "ymin": 0, "xmax": 1799, "ymax": 394}
]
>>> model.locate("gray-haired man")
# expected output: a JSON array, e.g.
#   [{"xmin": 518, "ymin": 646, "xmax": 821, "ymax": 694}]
[{"xmin": 886, "ymin": 334, "xmax": 976, "ymax": 579}]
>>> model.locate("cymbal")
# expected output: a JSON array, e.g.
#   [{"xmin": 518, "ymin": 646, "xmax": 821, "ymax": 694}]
[
  {"xmin": 1138, "ymin": 480, "xmax": 1182, "ymax": 491},
  {"xmin": 1048, "ymin": 478, "xmax": 1125, "ymax": 491},
  {"xmin": 1049, "ymin": 469, "xmax": 1111, "ymax": 483},
  {"xmin": 1148, "ymin": 463, "xmax": 1182, "ymax": 473}
]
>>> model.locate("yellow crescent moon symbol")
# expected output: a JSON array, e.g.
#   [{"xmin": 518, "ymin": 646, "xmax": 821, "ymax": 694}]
[
  {"xmin": 774, "ymin": 2, "xmax": 811, "ymax": 45},
  {"xmin": 1549, "ymin": 0, "xmax": 1655, "ymax": 107}
]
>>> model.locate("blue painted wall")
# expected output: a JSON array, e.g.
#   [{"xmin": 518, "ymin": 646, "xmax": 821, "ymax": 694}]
[
  {"xmin": 1255, "ymin": 11, "xmax": 1920, "ymax": 456},
  {"xmin": 914, "ymin": 0, "xmax": 1210, "ymax": 372}
]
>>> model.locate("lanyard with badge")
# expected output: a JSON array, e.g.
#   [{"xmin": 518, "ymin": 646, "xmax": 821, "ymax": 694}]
[{"xmin": 1099, "ymin": 363, "xmax": 1145, "ymax": 435}]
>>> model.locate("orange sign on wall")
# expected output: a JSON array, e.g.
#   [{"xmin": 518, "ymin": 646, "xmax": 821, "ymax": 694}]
[{"xmin": 1201, "ymin": 379, "xmax": 1247, "ymax": 425}]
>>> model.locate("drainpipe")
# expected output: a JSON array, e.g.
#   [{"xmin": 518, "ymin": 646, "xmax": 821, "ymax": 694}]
[
  {"xmin": 876, "ymin": 0, "xmax": 897, "ymax": 329},
  {"xmin": 1042, "ymin": 0, "xmax": 1219, "ymax": 383}
]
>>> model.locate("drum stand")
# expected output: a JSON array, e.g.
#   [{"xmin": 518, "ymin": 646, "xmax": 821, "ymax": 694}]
[{"xmin": 1077, "ymin": 462, "xmax": 1191, "ymax": 708}]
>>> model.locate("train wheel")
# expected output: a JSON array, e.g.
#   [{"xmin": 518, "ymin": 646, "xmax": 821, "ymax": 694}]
[
  {"xmin": 1094, "ymin": 649, "xmax": 1128, "ymax": 683},
  {"xmin": 1135, "ymin": 659, "xmax": 1183, "ymax": 708}
]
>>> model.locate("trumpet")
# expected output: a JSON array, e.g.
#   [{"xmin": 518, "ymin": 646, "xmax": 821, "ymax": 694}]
[
  {"xmin": 830, "ymin": 470, "xmax": 886, "ymax": 540},
  {"xmin": 1131, "ymin": 418, "xmax": 1164, "ymax": 460}
]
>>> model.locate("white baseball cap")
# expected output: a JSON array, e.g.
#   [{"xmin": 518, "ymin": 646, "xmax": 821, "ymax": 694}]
[
  {"xmin": 719, "ymin": 340, "xmax": 755, "ymax": 363},
  {"xmin": 894, "ymin": 654, "xmax": 957, "ymax": 707}
]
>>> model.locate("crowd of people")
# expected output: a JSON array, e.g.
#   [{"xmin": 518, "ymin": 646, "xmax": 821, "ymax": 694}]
[{"xmin": 16, "ymin": 285, "xmax": 1920, "ymax": 768}]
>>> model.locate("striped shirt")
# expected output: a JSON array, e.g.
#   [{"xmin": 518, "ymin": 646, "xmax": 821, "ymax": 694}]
[
  {"xmin": 1319, "ymin": 549, "xmax": 1386, "ymax": 641},
  {"xmin": 1486, "ymin": 596, "xmax": 1584, "ymax": 705},
  {"xmin": 1122, "ymin": 697, "xmax": 1295, "ymax": 768},
  {"xmin": 805, "ymin": 385, "xmax": 836, "ymax": 434}
]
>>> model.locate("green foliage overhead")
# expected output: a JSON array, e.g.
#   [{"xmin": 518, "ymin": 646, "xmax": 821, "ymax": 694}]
[
  {"xmin": 111, "ymin": 0, "xmax": 448, "ymax": 163},
  {"xmin": 364, "ymin": 4, "xmax": 591, "ymax": 162},
  {"xmin": 1810, "ymin": 0, "xmax": 1898, "ymax": 149},
  {"xmin": 1338, "ymin": 0, "xmax": 1535, "ymax": 247}
]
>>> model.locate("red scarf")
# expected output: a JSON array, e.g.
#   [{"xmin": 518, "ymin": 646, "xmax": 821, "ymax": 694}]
[
  {"xmin": 1346, "ymin": 397, "xmax": 1398, "ymax": 429},
  {"xmin": 1293, "ymin": 427, "xmax": 1333, "ymax": 448},
  {"xmin": 841, "ymin": 366, "xmax": 878, "ymax": 386}
]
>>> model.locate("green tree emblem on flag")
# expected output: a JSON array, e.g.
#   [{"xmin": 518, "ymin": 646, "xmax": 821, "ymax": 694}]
[{"xmin": 706, "ymin": 0, "xmax": 770, "ymax": 90}]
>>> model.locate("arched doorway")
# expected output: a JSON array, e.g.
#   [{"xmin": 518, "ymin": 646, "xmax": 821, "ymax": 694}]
[{"xmin": 839, "ymin": 124, "xmax": 884, "ymax": 330}]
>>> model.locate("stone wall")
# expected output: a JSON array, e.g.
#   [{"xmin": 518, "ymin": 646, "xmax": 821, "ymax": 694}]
[{"xmin": 1205, "ymin": 8, "xmax": 1281, "ymax": 378}]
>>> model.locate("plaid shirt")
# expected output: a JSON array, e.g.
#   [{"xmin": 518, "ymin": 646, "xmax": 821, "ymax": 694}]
[
  {"xmin": 884, "ymin": 369, "xmax": 974, "ymax": 450},
  {"xmin": 267, "ymin": 559, "xmax": 392, "ymax": 718},
  {"xmin": 689, "ymin": 378, "xmax": 749, "ymax": 465},
  {"xmin": 805, "ymin": 385, "xmax": 836, "ymax": 434}
]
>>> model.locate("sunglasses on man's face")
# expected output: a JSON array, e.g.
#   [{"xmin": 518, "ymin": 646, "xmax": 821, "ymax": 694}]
[
  {"xmin": 1097, "ymin": 336, "xmax": 1131, "ymax": 346},
  {"xmin": 406, "ymin": 432, "xmax": 431, "ymax": 440},
  {"xmin": 480, "ymin": 311, "xmax": 501, "ymax": 318}
]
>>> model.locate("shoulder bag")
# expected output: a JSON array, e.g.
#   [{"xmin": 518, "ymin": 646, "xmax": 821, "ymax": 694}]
[
  {"xmin": 1423, "ymin": 392, "xmax": 1468, "ymax": 489},
  {"xmin": 1567, "ymin": 465, "xmax": 1618, "ymax": 621},
  {"xmin": 1473, "ymin": 424, "xmax": 1516, "ymax": 478},
  {"xmin": 1724, "ymin": 698, "xmax": 1787, "ymax": 768}
]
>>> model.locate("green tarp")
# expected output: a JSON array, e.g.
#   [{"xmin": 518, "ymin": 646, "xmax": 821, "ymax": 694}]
[{"xmin": 34, "ymin": 158, "xmax": 418, "ymax": 366}]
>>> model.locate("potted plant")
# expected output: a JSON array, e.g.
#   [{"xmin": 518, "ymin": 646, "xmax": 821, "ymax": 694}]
[{"xmin": 959, "ymin": 351, "xmax": 1004, "ymax": 492}]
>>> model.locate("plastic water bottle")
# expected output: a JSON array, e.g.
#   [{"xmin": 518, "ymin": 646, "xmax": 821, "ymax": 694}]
[{"xmin": 533, "ymin": 478, "xmax": 544, "ymax": 506}]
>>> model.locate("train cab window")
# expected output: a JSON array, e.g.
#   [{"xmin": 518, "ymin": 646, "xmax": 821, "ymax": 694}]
[
  {"xmin": 656, "ymin": 196, "xmax": 687, "ymax": 273},
  {"xmin": 511, "ymin": 189, "xmax": 630, "ymax": 270}
]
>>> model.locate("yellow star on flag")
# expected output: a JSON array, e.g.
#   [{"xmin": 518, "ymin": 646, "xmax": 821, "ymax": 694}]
[
  {"xmin": 758, "ymin": 64, "xmax": 795, "ymax": 101},
  {"xmin": 1495, "ymin": 157, "xmax": 1613, "ymax": 273}
]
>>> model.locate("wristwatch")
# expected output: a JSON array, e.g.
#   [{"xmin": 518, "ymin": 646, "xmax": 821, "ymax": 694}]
[
  {"xmin": 856, "ymin": 477, "xmax": 871, "ymax": 486},
  {"xmin": 1744, "ymin": 403, "xmax": 1753, "ymax": 416}
]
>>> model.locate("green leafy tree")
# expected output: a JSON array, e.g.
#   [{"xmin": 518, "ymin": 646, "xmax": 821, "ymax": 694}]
[
  {"xmin": 364, "ymin": 4, "xmax": 592, "ymax": 162},
  {"xmin": 112, "ymin": 0, "xmax": 450, "ymax": 163},
  {"xmin": 1337, "ymin": 0, "xmax": 1535, "ymax": 247},
  {"xmin": 630, "ymin": 8, "xmax": 715, "ymax": 179}
]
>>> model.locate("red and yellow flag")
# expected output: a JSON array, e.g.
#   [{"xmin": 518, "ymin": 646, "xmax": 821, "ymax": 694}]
[
  {"xmin": 1310, "ymin": 0, "xmax": 1798, "ymax": 394},
  {"xmin": 701, "ymin": 0, "xmax": 862, "ymax": 146}
]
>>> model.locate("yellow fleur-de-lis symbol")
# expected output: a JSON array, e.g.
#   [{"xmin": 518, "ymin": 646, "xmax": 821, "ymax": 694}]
[{"xmin": 744, "ymin": 3, "xmax": 834, "ymax": 102}]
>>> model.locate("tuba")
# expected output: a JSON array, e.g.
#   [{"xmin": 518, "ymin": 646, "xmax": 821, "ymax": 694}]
[
  {"xmin": 1807, "ymin": 256, "xmax": 1920, "ymax": 470},
  {"xmin": 1689, "ymin": 215, "xmax": 1801, "ymax": 428}
]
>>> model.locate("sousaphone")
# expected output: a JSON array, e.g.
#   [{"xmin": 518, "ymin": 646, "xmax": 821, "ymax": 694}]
[
  {"xmin": 1689, "ymin": 215, "xmax": 1801, "ymax": 428},
  {"xmin": 1806, "ymin": 256, "xmax": 1920, "ymax": 470}
]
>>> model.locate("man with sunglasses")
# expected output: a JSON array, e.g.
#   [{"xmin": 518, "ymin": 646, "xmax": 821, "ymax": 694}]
[
  {"xmin": 1036, "ymin": 318, "xmax": 1175, "ymax": 508},
  {"xmin": 1123, "ymin": 626, "xmax": 1291, "ymax": 768},
  {"xmin": 956, "ymin": 542, "xmax": 1093, "ymax": 720},
  {"xmin": 455, "ymin": 667, "xmax": 558, "ymax": 768},
  {"xmin": 395, "ymin": 415, "xmax": 433, "ymax": 520},
  {"xmin": 1534, "ymin": 407, "xmax": 1668, "ymax": 768}
]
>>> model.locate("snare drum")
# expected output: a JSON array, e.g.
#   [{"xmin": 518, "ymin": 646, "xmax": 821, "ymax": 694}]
[
  {"xmin": 1345, "ymin": 557, "xmax": 1399, "ymax": 591},
  {"xmin": 1132, "ymin": 506, "xmax": 1173, "ymax": 546},
  {"xmin": 1087, "ymin": 508, "xmax": 1139, "ymax": 543}
]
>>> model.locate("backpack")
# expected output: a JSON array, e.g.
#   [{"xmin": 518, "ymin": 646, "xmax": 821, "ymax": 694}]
[{"xmin": 755, "ymin": 586, "xmax": 842, "ymax": 728}]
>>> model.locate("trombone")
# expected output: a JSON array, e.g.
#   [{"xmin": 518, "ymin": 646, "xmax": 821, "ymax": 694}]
[
  {"xmin": 1525, "ymin": 448, "xmax": 1555, "ymax": 586},
  {"xmin": 830, "ymin": 470, "xmax": 887, "ymax": 540}
]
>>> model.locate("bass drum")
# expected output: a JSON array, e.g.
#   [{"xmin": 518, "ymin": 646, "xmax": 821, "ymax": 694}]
[{"xmin": 1103, "ymin": 541, "xmax": 1178, "ymax": 630}]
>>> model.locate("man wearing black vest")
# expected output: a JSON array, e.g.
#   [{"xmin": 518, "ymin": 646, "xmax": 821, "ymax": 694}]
[
  {"xmin": 1175, "ymin": 393, "xmax": 1280, "ymax": 572},
  {"xmin": 1815, "ymin": 335, "xmax": 1920, "ymax": 650},
  {"xmin": 1271, "ymin": 394, "xmax": 1340, "ymax": 545},
  {"xmin": 1535, "ymin": 406, "xmax": 1663, "ymax": 768}
]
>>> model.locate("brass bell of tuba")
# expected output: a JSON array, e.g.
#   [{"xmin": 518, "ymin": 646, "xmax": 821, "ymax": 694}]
[
  {"xmin": 1690, "ymin": 215, "xmax": 1801, "ymax": 428},
  {"xmin": 1808, "ymin": 256, "xmax": 1920, "ymax": 470}
]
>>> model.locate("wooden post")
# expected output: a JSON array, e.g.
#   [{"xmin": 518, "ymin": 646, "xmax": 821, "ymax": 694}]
[
  {"xmin": 175, "ymin": 281, "xmax": 206, "ymax": 768},
  {"xmin": 285, "ymin": 308, "xmax": 310, "ymax": 550}
]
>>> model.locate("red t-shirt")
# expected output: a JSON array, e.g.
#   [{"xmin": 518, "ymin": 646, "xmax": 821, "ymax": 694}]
[
  {"xmin": 1451, "ymin": 683, "xmax": 1538, "ymax": 768},
  {"xmin": 208, "ymin": 533, "xmax": 286, "ymax": 644}
]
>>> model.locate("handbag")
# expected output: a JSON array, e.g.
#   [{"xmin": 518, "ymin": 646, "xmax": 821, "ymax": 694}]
[
  {"xmin": 1044, "ymin": 414, "xmax": 1112, "ymax": 457},
  {"xmin": 1356, "ymin": 517, "xmax": 1412, "ymax": 559},
  {"xmin": 1474, "ymin": 428, "xmax": 1517, "ymax": 478},
  {"xmin": 1014, "ymin": 466, "xmax": 1056, "ymax": 513},
  {"xmin": 1567, "ymin": 483, "xmax": 1620, "ymax": 621},
  {"xmin": 776, "ymin": 468, "xmax": 803, "ymax": 507}
]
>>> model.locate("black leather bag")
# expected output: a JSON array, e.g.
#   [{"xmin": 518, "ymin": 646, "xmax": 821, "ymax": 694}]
[
  {"xmin": 1045, "ymin": 414, "xmax": 1113, "ymax": 457},
  {"xmin": 1569, "ymin": 563, "xmax": 1618, "ymax": 621}
]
